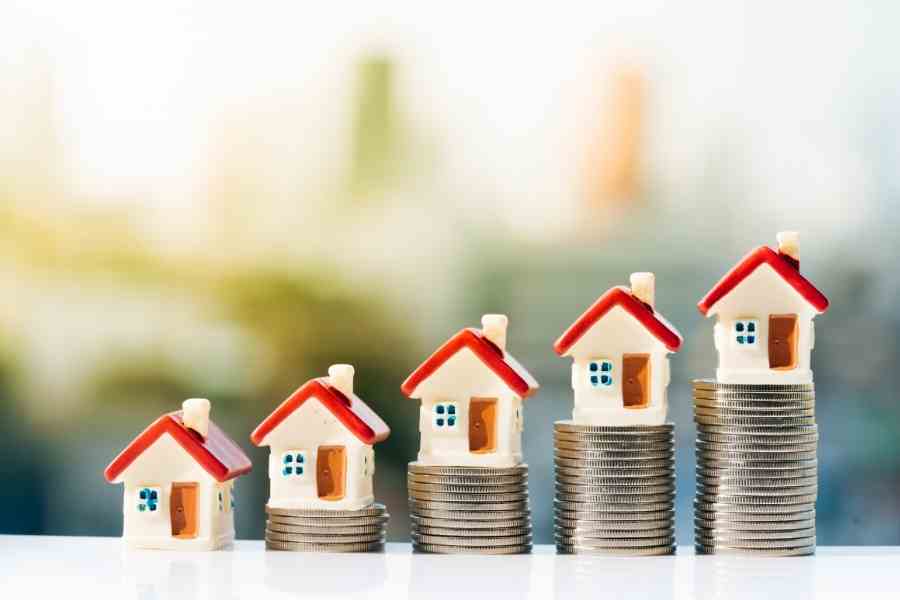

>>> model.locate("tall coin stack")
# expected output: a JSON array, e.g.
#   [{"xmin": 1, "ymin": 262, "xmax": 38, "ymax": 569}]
[
  {"xmin": 408, "ymin": 463, "xmax": 533, "ymax": 554},
  {"xmin": 264, "ymin": 503, "xmax": 388, "ymax": 552},
  {"xmin": 553, "ymin": 421, "xmax": 676, "ymax": 555},
  {"xmin": 693, "ymin": 379, "xmax": 817, "ymax": 556}
]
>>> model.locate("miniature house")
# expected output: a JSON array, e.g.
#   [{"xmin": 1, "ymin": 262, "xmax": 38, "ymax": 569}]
[
  {"xmin": 104, "ymin": 398, "xmax": 252, "ymax": 550},
  {"xmin": 250, "ymin": 365, "xmax": 390, "ymax": 511},
  {"xmin": 554, "ymin": 273, "xmax": 683, "ymax": 426},
  {"xmin": 698, "ymin": 232, "xmax": 829, "ymax": 384},
  {"xmin": 401, "ymin": 315, "xmax": 539, "ymax": 467}
]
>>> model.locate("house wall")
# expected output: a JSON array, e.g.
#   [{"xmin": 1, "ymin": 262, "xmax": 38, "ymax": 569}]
[
  {"xmin": 258, "ymin": 398, "xmax": 373, "ymax": 510},
  {"xmin": 411, "ymin": 348, "xmax": 524, "ymax": 467},
  {"xmin": 117, "ymin": 434, "xmax": 235, "ymax": 550},
  {"xmin": 708, "ymin": 265, "xmax": 818, "ymax": 384},
  {"xmin": 562, "ymin": 305, "xmax": 672, "ymax": 426}
]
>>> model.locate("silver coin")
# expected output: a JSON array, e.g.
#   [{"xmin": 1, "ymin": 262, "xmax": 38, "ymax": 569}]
[
  {"xmin": 555, "ymin": 499, "xmax": 674, "ymax": 513},
  {"xmin": 557, "ymin": 544, "xmax": 674, "ymax": 556},
  {"xmin": 555, "ymin": 525, "xmax": 674, "ymax": 539},
  {"xmin": 695, "ymin": 415, "xmax": 816, "ymax": 426},
  {"xmin": 266, "ymin": 530, "xmax": 385, "ymax": 543},
  {"xmin": 408, "ymin": 463, "xmax": 528, "ymax": 476},
  {"xmin": 697, "ymin": 442, "xmax": 818, "ymax": 455},
  {"xmin": 554, "ymin": 441, "xmax": 674, "ymax": 454},
  {"xmin": 695, "ymin": 534, "xmax": 816, "ymax": 549},
  {"xmin": 697, "ymin": 462, "xmax": 817, "ymax": 475},
  {"xmin": 266, "ymin": 522, "xmax": 384, "ymax": 535},
  {"xmin": 696, "ymin": 492, "xmax": 817, "ymax": 504},
  {"xmin": 267, "ymin": 515, "xmax": 390, "ymax": 527},
  {"xmin": 555, "ymin": 534, "xmax": 675, "ymax": 548},
  {"xmin": 698, "ymin": 449, "xmax": 818, "ymax": 462},
  {"xmin": 697, "ymin": 483, "xmax": 818, "ymax": 497},
  {"xmin": 407, "ymin": 473, "xmax": 527, "ymax": 486},
  {"xmin": 556, "ymin": 491, "xmax": 675, "ymax": 504},
  {"xmin": 414, "ymin": 543, "xmax": 531, "ymax": 555},
  {"xmin": 409, "ymin": 490, "xmax": 529, "ymax": 503},
  {"xmin": 265, "ymin": 503, "xmax": 386, "ymax": 518},
  {"xmin": 555, "ymin": 449, "xmax": 674, "ymax": 461},
  {"xmin": 694, "ymin": 393, "xmax": 815, "ymax": 404},
  {"xmin": 413, "ymin": 524, "xmax": 531, "ymax": 538},
  {"xmin": 694, "ymin": 390, "xmax": 816, "ymax": 400},
  {"xmin": 697, "ymin": 433, "xmax": 819, "ymax": 446},
  {"xmin": 555, "ymin": 480, "xmax": 675, "ymax": 493},
  {"xmin": 695, "ymin": 516, "xmax": 815, "ymax": 531},
  {"xmin": 412, "ymin": 532, "xmax": 532, "ymax": 547},
  {"xmin": 266, "ymin": 539, "xmax": 384, "ymax": 552},
  {"xmin": 407, "ymin": 482, "xmax": 528, "ymax": 494},
  {"xmin": 697, "ymin": 423, "xmax": 818, "ymax": 435},
  {"xmin": 695, "ymin": 506, "xmax": 816, "ymax": 521},
  {"xmin": 697, "ymin": 475, "xmax": 817, "ymax": 488},
  {"xmin": 411, "ymin": 514, "xmax": 529, "ymax": 528},
  {"xmin": 554, "ymin": 421, "xmax": 673, "ymax": 434},
  {"xmin": 553, "ymin": 433, "xmax": 674, "ymax": 445},
  {"xmin": 554, "ymin": 516, "xmax": 673, "ymax": 530},
  {"xmin": 692, "ymin": 379, "xmax": 814, "ymax": 393},
  {"xmin": 694, "ymin": 499, "xmax": 815, "ymax": 514},
  {"xmin": 695, "ymin": 544, "xmax": 815, "ymax": 556},
  {"xmin": 555, "ymin": 507, "xmax": 674, "ymax": 520},
  {"xmin": 555, "ymin": 457, "xmax": 675, "ymax": 470},
  {"xmin": 695, "ymin": 407, "xmax": 816, "ymax": 419},
  {"xmin": 409, "ymin": 499, "xmax": 529, "ymax": 512},
  {"xmin": 694, "ymin": 526, "xmax": 816, "ymax": 540},
  {"xmin": 411, "ymin": 508, "xmax": 531, "ymax": 521},
  {"xmin": 556, "ymin": 474, "xmax": 674, "ymax": 487}
]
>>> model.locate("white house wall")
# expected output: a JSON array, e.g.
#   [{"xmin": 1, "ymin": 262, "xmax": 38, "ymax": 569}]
[
  {"xmin": 707, "ymin": 265, "xmax": 818, "ymax": 384},
  {"xmin": 562, "ymin": 305, "xmax": 671, "ymax": 426},
  {"xmin": 258, "ymin": 397, "xmax": 373, "ymax": 510},
  {"xmin": 412, "ymin": 348, "xmax": 524, "ymax": 467},
  {"xmin": 118, "ymin": 434, "xmax": 234, "ymax": 550}
]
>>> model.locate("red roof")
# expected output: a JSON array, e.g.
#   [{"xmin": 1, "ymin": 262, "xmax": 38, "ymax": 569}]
[
  {"xmin": 698, "ymin": 246, "xmax": 829, "ymax": 316},
  {"xmin": 105, "ymin": 412, "xmax": 252, "ymax": 483},
  {"xmin": 251, "ymin": 378, "xmax": 390, "ymax": 446},
  {"xmin": 401, "ymin": 328, "xmax": 539, "ymax": 399},
  {"xmin": 554, "ymin": 287, "xmax": 683, "ymax": 355}
]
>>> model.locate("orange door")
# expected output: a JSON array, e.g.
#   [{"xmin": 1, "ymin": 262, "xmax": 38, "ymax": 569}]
[
  {"xmin": 622, "ymin": 354, "xmax": 651, "ymax": 408},
  {"xmin": 769, "ymin": 314, "xmax": 799, "ymax": 369},
  {"xmin": 469, "ymin": 398, "xmax": 498, "ymax": 453},
  {"xmin": 170, "ymin": 483, "xmax": 198, "ymax": 538},
  {"xmin": 316, "ymin": 446, "xmax": 346, "ymax": 501}
]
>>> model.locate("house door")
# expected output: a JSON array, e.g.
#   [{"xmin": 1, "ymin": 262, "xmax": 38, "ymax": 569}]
[
  {"xmin": 622, "ymin": 354, "xmax": 651, "ymax": 408},
  {"xmin": 769, "ymin": 314, "xmax": 799, "ymax": 370},
  {"xmin": 316, "ymin": 446, "xmax": 346, "ymax": 501},
  {"xmin": 469, "ymin": 398, "xmax": 498, "ymax": 453},
  {"xmin": 170, "ymin": 483, "xmax": 198, "ymax": 538}
]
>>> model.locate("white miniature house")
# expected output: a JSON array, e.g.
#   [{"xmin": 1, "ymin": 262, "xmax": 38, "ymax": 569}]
[
  {"xmin": 250, "ymin": 365, "xmax": 390, "ymax": 511},
  {"xmin": 698, "ymin": 232, "xmax": 829, "ymax": 384},
  {"xmin": 554, "ymin": 273, "xmax": 683, "ymax": 426},
  {"xmin": 401, "ymin": 315, "xmax": 539, "ymax": 467},
  {"xmin": 104, "ymin": 398, "xmax": 252, "ymax": 550}
]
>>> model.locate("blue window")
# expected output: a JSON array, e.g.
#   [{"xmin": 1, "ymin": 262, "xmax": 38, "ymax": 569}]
[
  {"xmin": 735, "ymin": 319, "xmax": 759, "ymax": 346},
  {"xmin": 137, "ymin": 487, "xmax": 160, "ymax": 513},
  {"xmin": 588, "ymin": 360, "xmax": 613, "ymax": 388},
  {"xmin": 433, "ymin": 402, "xmax": 458, "ymax": 430},
  {"xmin": 282, "ymin": 451, "xmax": 307, "ymax": 477}
]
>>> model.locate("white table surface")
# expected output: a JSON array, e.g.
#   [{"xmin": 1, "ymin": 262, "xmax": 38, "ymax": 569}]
[{"xmin": 2, "ymin": 536, "xmax": 899, "ymax": 599}]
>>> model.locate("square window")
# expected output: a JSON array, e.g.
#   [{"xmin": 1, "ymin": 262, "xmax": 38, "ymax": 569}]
[
  {"xmin": 137, "ymin": 487, "xmax": 160, "ymax": 514},
  {"xmin": 447, "ymin": 405, "xmax": 456, "ymax": 415},
  {"xmin": 601, "ymin": 362, "xmax": 612, "ymax": 372},
  {"xmin": 734, "ymin": 319, "xmax": 759, "ymax": 347},
  {"xmin": 149, "ymin": 490, "xmax": 158, "ymax": 501},
  {"xmin": 284, "ymin": 454, "xmax": 293, "ymax": 464},
  {"xmin": 737, "ymin": 335, "xmax": 745, "ymax": 344},
  {"xmin": 747, "ymin": 322, "xmax": 756, "ymax": 333},
  {"xmin": 590, "ymin": 375, "xmax": 599, "ymax": 386},
  {"xmin": 436, "ymin": 404, "xmax": 445, "ymax": 415},
  {"xmin": 436, "ymin": 418, "xmax": 445, "ymax": 427},
  {"xmin": 448, "ymin": 416, "xmax": 456, "ymax": 427},
  {"xmin": 283, "ymin": 466, "xmax": 293, "ymax": 475},
  {"xmin": 735, "ymin": 322, "xmax": 745, "ymax": 332},
  {"xmin": 600, "ymin": 374, "xmax": 612, "ymax": 385},
  {"xmin": 747, "ymin": 335, "xmax": 755, "ymax": 344},
  {"xmin": 589, "ymin": 362, "xmax": 599, "ymax": 372},
  {"xmin": 297, "ymin": 466, "xmax": 304, "ymax": 475},
  {"xmin": 139, "ymin": 489, "xmax": 147, "ymax": 500},
  {"xmin": 297, "ymin": 453, "xmax": 304, "ymax": 464},
  {"xmin": 148, "ymin": 503, "xmax": 156, "ymax": 512}
]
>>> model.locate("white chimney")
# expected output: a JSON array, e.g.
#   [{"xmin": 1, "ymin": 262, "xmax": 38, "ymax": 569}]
[
  {"xmin": 630, "ymin": 272, "xmax": 655, "ymax": 309},
  {"xmin": 777, "ymin": 231, "xmax": 800, "ymax": 268},
  {"xmin": 481, "ymin": 314, "xmax": 508, "ymax": 351},
  {"xmin": 182, "ymin": 398, "xmax": 211, "ymax": 438},
  {"xmin": 328, "ymin": 364, "xmax": 355, "ymax": 396}
]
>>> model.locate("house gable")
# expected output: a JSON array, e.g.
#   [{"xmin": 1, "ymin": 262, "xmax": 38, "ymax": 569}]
[
  {"xmin": 405, "ymin": 346, "xmax": 527, "ymax": 401},
  {"xmin": 255, "ymin": 393, "xmax": 366, "ymax": 450},
  {"xmin": 702, "ymin": 263, "xmax": 820, "ymax": 319},
  {"xmin": 115, "ymin": 433, "xmax": 215, "ymax": 485},
  {"xmin": 698, "ymin": 245, "xmax": 829, "ymax": 317},
  {"xmin": 560, "ymin": 304, "xmax": 672, "ymax": 359}
]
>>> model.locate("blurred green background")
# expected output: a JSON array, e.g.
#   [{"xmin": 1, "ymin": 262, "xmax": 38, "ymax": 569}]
[{"xmin": 2, "ymin": 2, "xmax": 898, "ymax": 546}]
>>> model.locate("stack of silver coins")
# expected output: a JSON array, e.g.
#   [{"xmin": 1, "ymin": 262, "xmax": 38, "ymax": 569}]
[
  {"xmin": 408, "ymin": 463, "xmax": 532, "ymax": 554},
  {"xmin": 264, "ymin": 504, "xmax": 388, "ymax": 552},
  {"xmin": 553, "ymin": 421, "xmax": 676, "ymax": 555},
  {"xmin": 693, "ymin": 379, "xmax": 817, "ymax": 556}
]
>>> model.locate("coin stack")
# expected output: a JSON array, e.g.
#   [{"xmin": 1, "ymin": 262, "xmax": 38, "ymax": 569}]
[
  {"xmin": 553, "ymin": 421, "xmax": 676, "ymax": 555},
  {"xmin": 264, "ymin": 503, "xmax": 388, "ymax": 552},
  {"xmin": 693, "ymin": 379, "xmax": 818, "ymax": 556},
  {"xmin": 407, "ymin": 463, "xmax": 533, "ymax": 554}
]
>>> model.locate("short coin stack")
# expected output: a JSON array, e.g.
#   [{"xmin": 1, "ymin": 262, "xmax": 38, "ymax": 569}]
[
  {"xmin": 693, "ymin": 379, "xmax": 817, "ymax": 556},
  {"xmin": 553, "ymin": 421, "xmax": 676, "ymax": 555},
  {"xmin": 408, "ymin": 463, "xmax": 532, "ymax": 554},
  {"xmin": 264, "ymin": 503, "xmax": 388, "ymax": 552}
]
